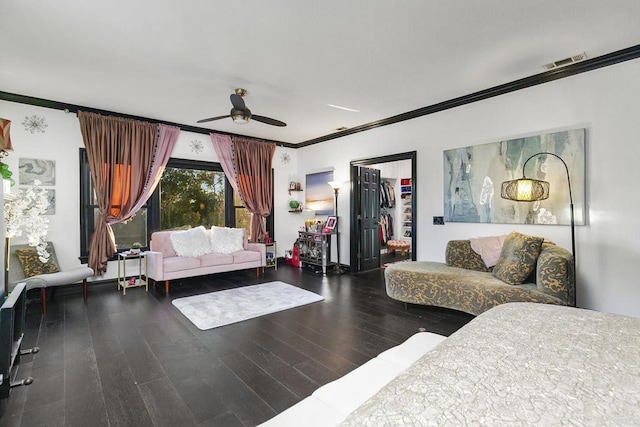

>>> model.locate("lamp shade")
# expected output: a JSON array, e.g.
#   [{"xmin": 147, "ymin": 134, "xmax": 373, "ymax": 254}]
[
  {"xmin": 0, "ymin": 118, "xmax": 13, "ymax": 151},
  {"xmin": 501, "ymin": 178, "xmax": 550, "ymax": 201},
  {"xmin": 327, "ymin": 180, "xmax": 343, "ymax": 190}
]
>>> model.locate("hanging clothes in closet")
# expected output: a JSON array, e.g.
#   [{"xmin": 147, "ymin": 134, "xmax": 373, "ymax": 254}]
[
  {"xmin": 379, "ymin": 213, "xmax": 394, "ymax": 245},
  {"xmin": 380, "ymin": 181, "xmax": 396, "ymax": 208}
]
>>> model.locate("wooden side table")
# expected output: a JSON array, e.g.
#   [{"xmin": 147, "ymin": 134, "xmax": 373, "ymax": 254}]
[
  {"xmin": 264, "ymin": 241, "xmax": 277, "ymax": 271},
  {"xmin": 117, "ymin": 251, "xmax": 148, "ymax": 295}
]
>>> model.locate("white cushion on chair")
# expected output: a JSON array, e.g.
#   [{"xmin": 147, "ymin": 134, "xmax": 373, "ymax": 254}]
[{"xmin": 25, "ymin": 266, "xmax": 93, "ymax": 289}]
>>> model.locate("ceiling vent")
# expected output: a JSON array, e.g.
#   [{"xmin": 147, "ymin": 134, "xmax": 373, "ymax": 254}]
[{"xmin": 543, "ymin": 52, "xmax": 587, "ymax": 70}]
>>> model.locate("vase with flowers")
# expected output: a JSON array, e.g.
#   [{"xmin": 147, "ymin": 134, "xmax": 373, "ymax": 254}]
[
  {"xmin": 4, "ymin": 179, "xmax": 51, "ymax": 262},
  {"xmin": 3, "ymin": 180, "xmax": 50, "ymax": 296}
]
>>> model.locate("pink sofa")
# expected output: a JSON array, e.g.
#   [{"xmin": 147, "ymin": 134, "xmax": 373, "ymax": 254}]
[{"xmin": 147, "ymin": 228, "xmax": 266, "ymax": 293}]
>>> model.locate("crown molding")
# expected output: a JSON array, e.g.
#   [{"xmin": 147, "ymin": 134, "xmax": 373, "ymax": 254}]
[
  {"xmin": 297, "ymin": 43, "xmax": 640, "ymax": 147},
  {"xmin": 3, "ymin": 43, "xmax": 639, "ymax": 149}
]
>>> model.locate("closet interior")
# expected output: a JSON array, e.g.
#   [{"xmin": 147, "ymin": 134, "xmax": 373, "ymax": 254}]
[{"xmin": 371, "ymin": 159, "xmax": 413, "ymax": 264}]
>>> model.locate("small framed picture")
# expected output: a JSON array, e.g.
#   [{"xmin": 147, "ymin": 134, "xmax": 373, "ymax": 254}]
[{"xmin": 325, "ymin": 216, "xmax": 337, "ymax": 230}]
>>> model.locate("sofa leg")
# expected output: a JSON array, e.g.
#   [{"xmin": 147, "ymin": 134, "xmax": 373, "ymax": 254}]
[
  {"xmin": 404, "ymin": 302, "xmax": 408, "ymax": 311},
  {"xmin": 256, "ymin": 267, "xmax": 260, "ymax": 277},
  {"xmin": 40, "ymin": 288, "xmax": 47, "ymax": 315},
  {"xmin": 164, "ymin": 280, "xmax": 170, "ymax": 294},
  {"xmin": 83, "ymin": 279, "xmax": 88, "ymax": 301}
]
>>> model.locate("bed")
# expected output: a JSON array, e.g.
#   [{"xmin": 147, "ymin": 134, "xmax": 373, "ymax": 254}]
[{"xmin": 262, "ymin": 303, "xmax": 640, "ymax": 426}]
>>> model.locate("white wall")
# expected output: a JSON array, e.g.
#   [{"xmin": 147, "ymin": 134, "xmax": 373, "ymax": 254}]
[
  {"xmin": 296, "ymin": 59, "xmax": 640, "ymax": 317},
  {"xmin": 3, "ymin": 58, "xmax": 639, "ymax": 317},
  {"xmin": 0, "ymin": 105, "xmax": 85, "ymax": 272}
]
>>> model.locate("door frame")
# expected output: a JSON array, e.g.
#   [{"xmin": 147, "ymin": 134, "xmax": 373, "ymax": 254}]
[{"xmin": 350, "ymin": 151, "xmax": 417, "ymax": 273}]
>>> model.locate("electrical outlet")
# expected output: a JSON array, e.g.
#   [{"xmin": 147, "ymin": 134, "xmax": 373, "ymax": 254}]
[{"xmin": 433, "ymin": 216, "xmax": 445, "ymax": 225}]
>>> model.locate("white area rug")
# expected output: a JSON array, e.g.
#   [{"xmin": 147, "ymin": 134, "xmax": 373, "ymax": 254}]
[{"xmin": 172, "ymin": 281, "xmax": 324, "ymax": 330}]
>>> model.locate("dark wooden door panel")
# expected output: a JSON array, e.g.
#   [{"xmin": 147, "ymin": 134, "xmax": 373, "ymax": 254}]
[{"xmin": 359, "ymin": 167, "xmax": 380, "ymax": 271}]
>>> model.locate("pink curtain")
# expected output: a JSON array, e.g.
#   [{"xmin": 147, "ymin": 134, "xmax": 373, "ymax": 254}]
[
  {"xmin": 233, "ymin": 137, "xmax": 276, "ymax": 242},
  {"xmin": 78, "ymin": 111, "xmax": 164, "ymax": 275},
  {"xmin": 210, "ymin": 133, "xmax": 238, "ymax": 193},
  {"xmin": 129, "ymin": 124, "xmax": 180, "ymax": 214}
]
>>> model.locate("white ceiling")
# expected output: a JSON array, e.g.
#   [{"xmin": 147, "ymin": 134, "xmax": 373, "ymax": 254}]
[{"xmin": 2, "ymin": 1, "xmax": 640, "ymax": 145}]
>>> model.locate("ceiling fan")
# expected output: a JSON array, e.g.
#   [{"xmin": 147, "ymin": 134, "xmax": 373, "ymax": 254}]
[{"xmin": 197, "ymin": 88, "xmax": 286, "ymax": 127}]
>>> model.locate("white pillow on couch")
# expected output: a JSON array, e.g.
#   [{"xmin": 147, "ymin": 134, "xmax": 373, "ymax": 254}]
[
  {"xmin": 170, "ymin": 226, "xmax": 212, "ymax": 258},
  {"xmin": 210, "ymin": 226, "xmax": 245, "ymax": 254}
]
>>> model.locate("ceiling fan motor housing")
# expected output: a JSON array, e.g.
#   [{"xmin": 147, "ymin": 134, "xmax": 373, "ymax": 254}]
[{"xmin": 231, "ymin": 107, "xmax": 251, "ymax": 124}]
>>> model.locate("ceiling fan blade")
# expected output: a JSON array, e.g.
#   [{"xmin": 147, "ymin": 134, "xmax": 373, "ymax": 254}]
[
  {"xmin": 196, "ymin": 115, "xmax": 231, "ymax": 123},
  {"xmin": 230, "ymin": 93, "xmax": 246, "ymax": 110},
  {"xmin": 251, "ymin": 115, "xmax": 287, "ymax": 127}
]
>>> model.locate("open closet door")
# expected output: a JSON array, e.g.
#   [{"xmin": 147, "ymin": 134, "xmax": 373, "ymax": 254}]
[{"xmin": 357, "ymin": 166, "xmax": 381, "ymax": 271}]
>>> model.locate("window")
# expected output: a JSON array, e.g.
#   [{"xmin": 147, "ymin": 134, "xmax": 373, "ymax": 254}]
[
  {"xmin": 79, "ymin": 149, "xmax": 273, "ymax": 261},
  {"xmin": 234, "ymin": 191, "xmax": 252, "ymax": 239},
  {"xmin": 159, "ymin": 161, "xmax": 226, "ymax": 230}
]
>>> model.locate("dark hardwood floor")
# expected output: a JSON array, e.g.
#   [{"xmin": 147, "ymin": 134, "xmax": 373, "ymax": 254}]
[{"xmin": 1, "ymin": 264, "xmax": 473, "ymax": 427}]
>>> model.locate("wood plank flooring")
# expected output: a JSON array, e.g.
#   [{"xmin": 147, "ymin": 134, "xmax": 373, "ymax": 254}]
[{"xmin": 1, "ymin": 264, "xmax": 474, "ymax": 427}]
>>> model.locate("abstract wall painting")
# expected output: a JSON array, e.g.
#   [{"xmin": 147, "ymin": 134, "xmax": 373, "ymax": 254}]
[
  {"xmin": 18, "ymin": 158, "xmax": 56, "ymax": 186},
  {"xmin": 443, "ymin": 128, "xmax": 586, "ymax": 225},
  {"xmin": 306, "ymin": 170, "xmax": 334, "ymax": 215},
  {"xmin": 44, "ymin": 189, "xmax": 55, "ymax": 215}
]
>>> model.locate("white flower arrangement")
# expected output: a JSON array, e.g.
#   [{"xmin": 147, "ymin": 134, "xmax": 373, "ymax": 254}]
[{"xmin": 4, "ymin": 180, "xmax": 50, "ymax": 262}]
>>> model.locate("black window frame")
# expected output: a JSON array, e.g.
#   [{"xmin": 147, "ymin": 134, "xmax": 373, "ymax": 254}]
[{"xmin": 79, "ymin": 148, "xmax": 274, "ymax": 263}]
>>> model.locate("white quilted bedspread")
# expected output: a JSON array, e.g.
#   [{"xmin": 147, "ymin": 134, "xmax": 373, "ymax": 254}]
[{"xmin": 341, "ymin": 303, "xmax": 640, "ymax": 426}]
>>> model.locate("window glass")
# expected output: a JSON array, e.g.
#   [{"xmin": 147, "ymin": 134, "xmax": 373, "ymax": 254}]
[
  {"xmin": 95, "ymin": 208, "xmax": 148, "ymax": 249},
  {"xmin": 233, "ymin": 190, "xmax": 252, "ymax": 239},
  {"xmin": 80, "ymin": 148, "xmax": 272, "ymax": 259},
  {"xmin": 159, "ymin": 167, "xmax": 225, "ymax": 230}
]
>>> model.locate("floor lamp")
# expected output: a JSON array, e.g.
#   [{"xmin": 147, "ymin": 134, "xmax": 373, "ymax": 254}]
[
  {"xmin": 327, "ymin": 181, "xmax": 345, "ymax": 274},
  {"xmin": 500, "ymin": 152, "xmax": 576, "ymax": 306}
]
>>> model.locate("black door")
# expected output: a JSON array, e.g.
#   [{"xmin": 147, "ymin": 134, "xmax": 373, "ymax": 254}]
[{"xmin": 358, "ymin": 166, "xmax": 381, "ymax": 271}]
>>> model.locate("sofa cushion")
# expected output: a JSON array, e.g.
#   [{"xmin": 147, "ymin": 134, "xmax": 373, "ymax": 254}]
[
  {"xmin": 15, "ymin": 247, "xmax": 60, "ymax": 277},
  {"xmin": 211, "ymin": 226, "xmax": 245, "ymax": 254},
  {"xmin": 199, "ymin": 253, "xmax": 234, "ymax": 267},
  {"xmin": 170, "ymin": 226, "xmax": 211, "ymax": 258},
  {"xmin": 492, "ymin": 231, "xmax": 544, "ymax": 285},
  {"xmin": 163, "ymin": 256, "xmax": 201, "ymax": 273},
  {"xmin": 446, "ymin": 240, "xmax": 489, "ymax": 272},
  {"xmin": 150, "ymin": 231, "xmax": 177, "ymax": 258},
  {"xmin": 232, "ymin": 250, "xmax": 261, "ymax": 264}
]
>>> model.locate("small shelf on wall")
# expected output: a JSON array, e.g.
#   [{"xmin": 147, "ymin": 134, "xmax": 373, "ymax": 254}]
[
  {"xmin": 400, "ymin": 178, "xmax": 412, "ymax": 240},
  {"xmin": 288, "ymin": 181, "xmax": 303, "ymax": 195}
]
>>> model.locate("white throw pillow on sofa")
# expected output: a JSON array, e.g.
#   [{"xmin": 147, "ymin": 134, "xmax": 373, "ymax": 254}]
[
  {"xmin": 170, "ymin": 226, "xmax": 212, "ymax": 258},
  {"xmin": 211, "ymin": 226, "xmax": 245, "ymax": 254}
]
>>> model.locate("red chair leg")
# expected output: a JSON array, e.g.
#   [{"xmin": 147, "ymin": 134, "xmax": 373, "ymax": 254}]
[{"xmin": 40, "ymin": 288, "xmax": 47, "ymax": 315}]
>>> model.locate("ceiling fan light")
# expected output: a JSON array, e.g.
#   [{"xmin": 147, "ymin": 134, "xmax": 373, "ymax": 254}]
[
  {"xmin": 231, "ymin": 114, "xmax": 250, "ymax": 124},
  {"xmin": 230, "ymin": 107, "xmax": 251, "ymax": 124}
]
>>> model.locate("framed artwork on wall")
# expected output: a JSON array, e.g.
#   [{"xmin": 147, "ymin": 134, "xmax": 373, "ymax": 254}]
[
  {"xmin": 443, "ymin": 128, "xmax": 586, "ymax": 225},
  {"xmin": 18, "ymin": 158, "xmax": 56, "ymax": 186},
  {"xmin": 305, "ymin": 170, "xmax": 334, "ymax": 215},
  {"xmin": 44, "ymin": 189, "xmax": 55, "ymax": 215}
]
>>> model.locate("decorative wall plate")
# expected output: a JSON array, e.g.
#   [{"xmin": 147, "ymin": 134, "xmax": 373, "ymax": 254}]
[
  {"xmin": 190, "ymin": 139, "xmax": 204, "ymax": 154},
  {"xmin": 22, "ymin": 115, "xmax": 48, "ymax": 133}
]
